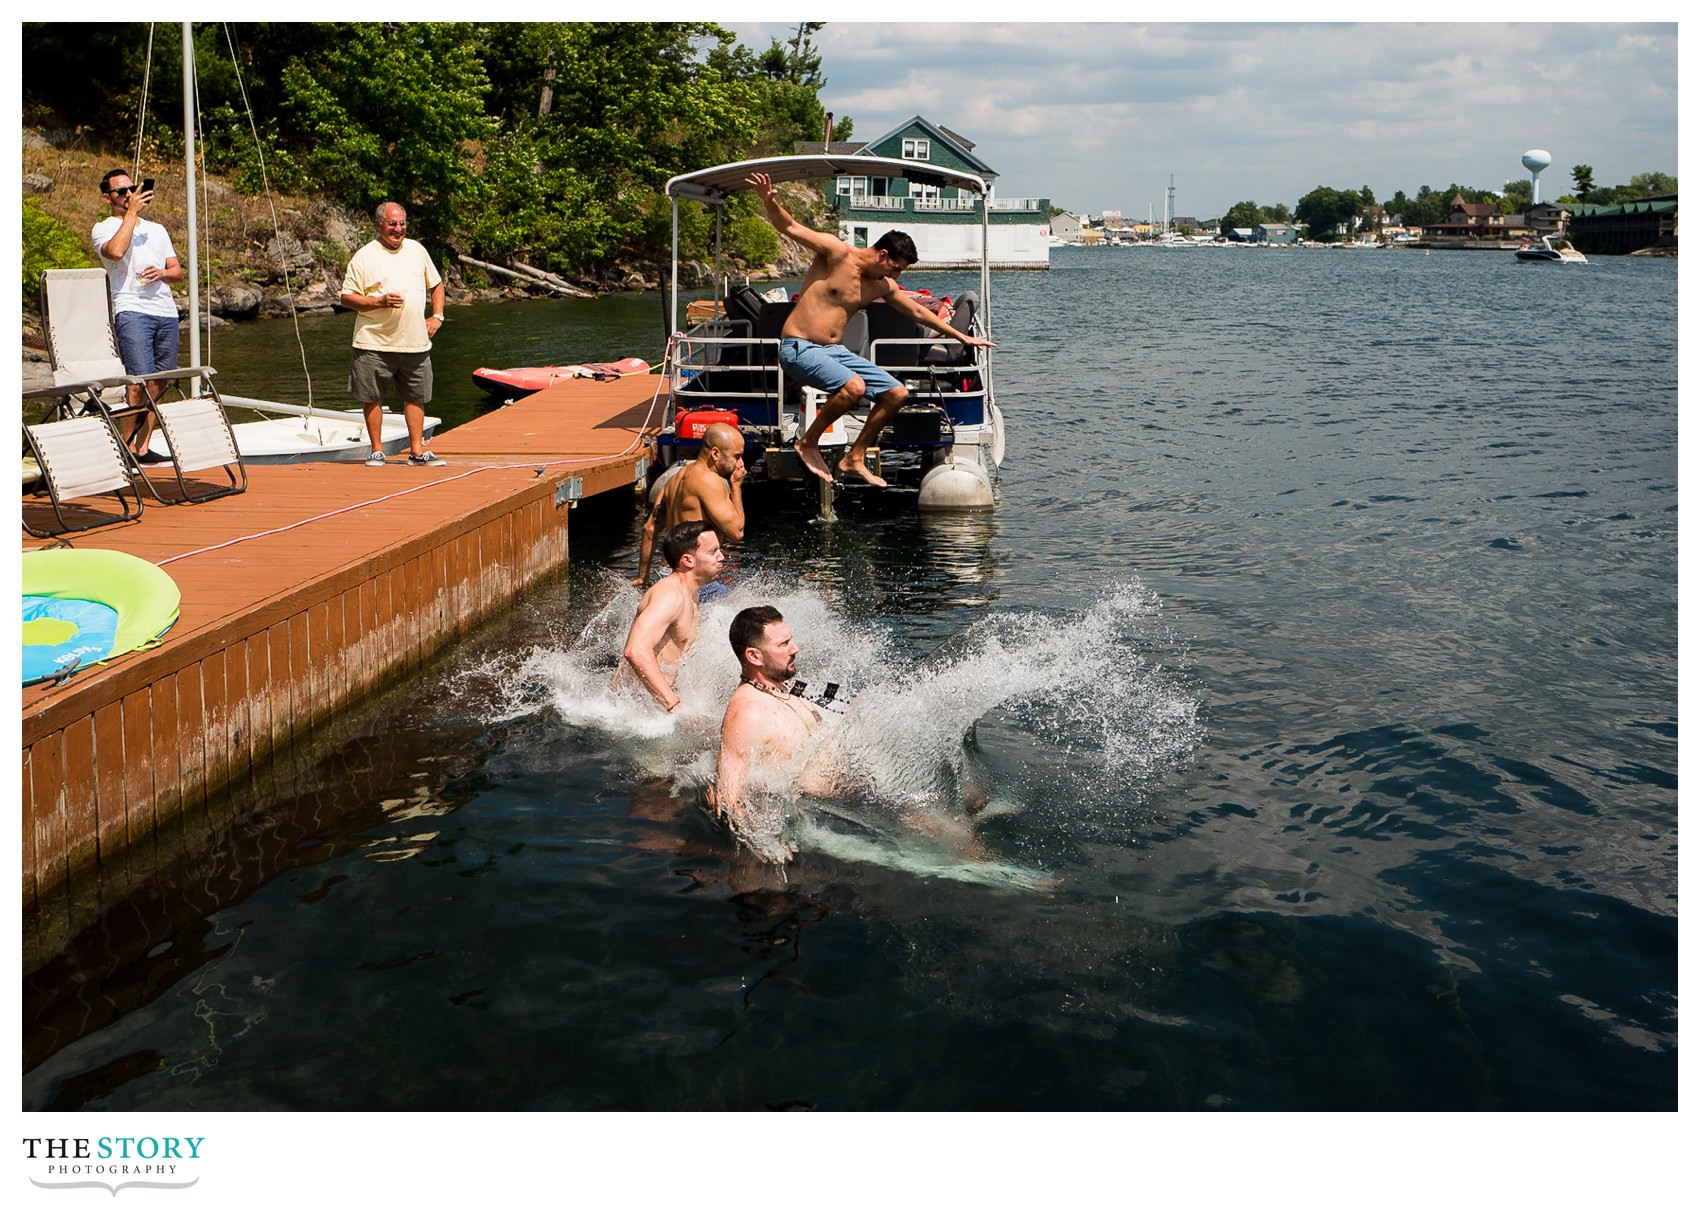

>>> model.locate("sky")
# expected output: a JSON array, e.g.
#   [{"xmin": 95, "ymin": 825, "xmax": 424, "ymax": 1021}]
[{"xmin": 725, "ymin": 19, "xmax": 1680, "ymax": 220}]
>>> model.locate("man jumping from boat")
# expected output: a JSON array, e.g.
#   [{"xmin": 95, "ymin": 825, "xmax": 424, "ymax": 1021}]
[
  {"xmin": 632, "ymin": 421, "xmax": 745, "ymax": 588},
  {"xmin": 746, "ymin": 171, "xmax": 992, "ymax": 487},
  {"xmin": 616, "ymin": 521, "xmax": 725, "ymax": 714}
]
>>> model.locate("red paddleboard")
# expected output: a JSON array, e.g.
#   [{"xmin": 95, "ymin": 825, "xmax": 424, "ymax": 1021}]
[{"xmin": 472, "ymin": 356, "xmax": 650, "ymax": 398}]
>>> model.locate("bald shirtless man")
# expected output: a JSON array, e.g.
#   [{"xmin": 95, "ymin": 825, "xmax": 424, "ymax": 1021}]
[
  {"xmin": 616, "ymin": 521, "xmax": 725, "ymax": 713},
  {"xmin": 710, "ymin": 605, "xmax": 834, "ymax": 863},
  {"xmin": 746, "ymin": 171, "xmax": 994, "ymax": 487},
  {"xmin": 632, "ymin": 422, "xmax": 746, "ymax": 586}
]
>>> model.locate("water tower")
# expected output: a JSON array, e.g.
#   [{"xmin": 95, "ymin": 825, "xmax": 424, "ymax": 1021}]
[{"xmin": 1522, "ymin": 149, "xmax": 1553, "ymax": 204}]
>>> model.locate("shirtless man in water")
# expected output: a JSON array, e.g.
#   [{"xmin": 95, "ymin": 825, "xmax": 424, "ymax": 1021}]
[
  {"xmin": 746, "ymin": 171, "xmax": 993, "ymax": 487},
  {"xmin": 710, "ymin": 605, "xmax": 829, "ymax": 862},
  {"xmin": 616, "ymin": 521, "xmax": 724, "ymax": 713},
  {"xmin": 632, "ymin": 422, "xmax": 745, "ymax": 586}
]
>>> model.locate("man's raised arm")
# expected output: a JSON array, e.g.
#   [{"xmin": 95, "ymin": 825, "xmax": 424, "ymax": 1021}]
[{"xmin": 746, "ymin": 172, "xmax": 842, "ymax": 258}]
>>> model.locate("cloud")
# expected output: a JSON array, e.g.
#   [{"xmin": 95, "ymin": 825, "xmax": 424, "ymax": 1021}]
[{"xmin": 728, "ymin": 21, "xmax": 1678, "ymax": 216}]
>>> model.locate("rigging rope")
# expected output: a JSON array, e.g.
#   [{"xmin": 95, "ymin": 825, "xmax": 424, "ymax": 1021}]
[
  {"xmin": 132, "ymin": 25, "xmax": 154, "ymax": 178},
  {"xmin": 218, "ymin": 21, "xmax": 318, "ymax": 416}
]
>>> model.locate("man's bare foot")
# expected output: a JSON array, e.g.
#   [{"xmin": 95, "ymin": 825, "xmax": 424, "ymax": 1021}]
[
  {"xmin": 793, "ymin": 440, "xmax": 834, "ymax": 483},
  {"xmin": 839, "ymin": 453, "xmax": 887, "ymax": 488}
]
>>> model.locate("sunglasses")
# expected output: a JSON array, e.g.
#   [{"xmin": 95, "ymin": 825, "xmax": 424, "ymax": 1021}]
[{"xmin": 108, "ymin": 185, "xmax": 136, "ymax": 196}]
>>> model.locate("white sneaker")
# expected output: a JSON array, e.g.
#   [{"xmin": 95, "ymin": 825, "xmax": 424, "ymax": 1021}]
[
  {"xmin": 408, "ymin": 450, "xmax": 447, "ymax": 467},
  {"xmin": 365, "ymin": 450, "xmax": 387, "ymax": 466}
]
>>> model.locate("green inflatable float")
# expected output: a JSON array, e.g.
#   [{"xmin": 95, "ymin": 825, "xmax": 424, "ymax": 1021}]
[{"xmin": 21, "ymin": 548, "xmax": 180, "ymax": 684}]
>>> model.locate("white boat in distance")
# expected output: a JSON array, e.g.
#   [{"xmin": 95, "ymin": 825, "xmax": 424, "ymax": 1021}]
[{"xmin": 1515, "ymin": 235, "xmax": 1588, "ymax": 263}]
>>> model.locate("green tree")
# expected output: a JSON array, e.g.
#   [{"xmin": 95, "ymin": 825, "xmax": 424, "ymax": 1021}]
[
  {"xmin": 280, "ymin": 24, "xmax": 493, "ymax": 240},
  {"xmin": 1499, "ymin": 178, "xmax": 1533, "ymax": 212},
  {"xmin": 22, "ymin": 199, "xmax": 94, "ymax": 312},
  {"xmin": 1295, "ymin": 186, "xmax": 1362, "ymax": 242},
  {"xmin": 1219, "ymin": 201, "xmax": 1262, "ymax": 233},
  {"xmin": 1570, "ymin": 164, "xmax": 1595, "ymax": 201},
  {"xmin": 1627, "ymin": 171, "xmax": 1677, "ymax": 197},
  {"xmin": 1262, "ymin": 202, "xmax": 1293, "ymax": 223}
]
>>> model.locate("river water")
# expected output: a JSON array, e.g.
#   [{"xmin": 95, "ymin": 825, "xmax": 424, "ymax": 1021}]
[{"xmin": 21, "ymin": 244, "xmax": 1676, "ymax": 1113}]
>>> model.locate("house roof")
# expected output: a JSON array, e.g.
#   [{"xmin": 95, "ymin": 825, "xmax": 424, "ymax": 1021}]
[
  {"xmin": 857, "ymin": 115, "xmax": 998, "ymax": 179},
  {"xmin": 1570, "ymin": 196, "xmax": 1678, "ymax": 217}
]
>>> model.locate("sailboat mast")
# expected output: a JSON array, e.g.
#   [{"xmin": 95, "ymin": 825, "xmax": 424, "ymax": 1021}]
[{"xmin": 181, "ymin": 21, "xmax": 202, "ymax": 381}]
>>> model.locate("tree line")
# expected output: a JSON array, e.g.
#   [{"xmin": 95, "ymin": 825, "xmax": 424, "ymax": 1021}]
[
  {"xmin": 1220, "ymin": 166, "xmax": 1676, "ymax": 243},
  {"xmin": 21, "ymin": 21, "xmax": 849, "ymax": 281}
]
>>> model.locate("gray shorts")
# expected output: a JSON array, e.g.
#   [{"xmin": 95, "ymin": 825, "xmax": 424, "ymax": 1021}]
[{"xmin": 349, "ymin": 348, "xmax": 433, "ymax": 405}]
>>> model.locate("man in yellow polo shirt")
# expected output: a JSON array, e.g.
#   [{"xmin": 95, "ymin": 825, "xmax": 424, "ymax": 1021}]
[{"xmin": 339, "ymin": 201, "xmax": 447, "ymax": 467}]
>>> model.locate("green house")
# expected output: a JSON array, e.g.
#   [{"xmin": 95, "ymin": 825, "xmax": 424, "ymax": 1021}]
[{"xmin": 803, "ymin": 116, "xmax": 1052, "ymax": 269}]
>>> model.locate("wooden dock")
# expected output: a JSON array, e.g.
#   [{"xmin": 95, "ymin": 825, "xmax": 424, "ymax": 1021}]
[{"xmin": 21, "ymin": 374, "xmax": 665, "ymax": 961}]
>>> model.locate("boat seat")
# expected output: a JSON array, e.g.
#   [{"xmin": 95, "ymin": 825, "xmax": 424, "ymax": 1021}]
[
  {"xmin": 840, "ymin": 310, "xmax": 870, "ymax": 359},
  {"xmin": 920, "ymin": 291, "xmax": 979, "ymax": 367},
  {"xmin": 21, "ymin": 384, "xmax": 146, "ymax": 537},
  {"xmin": 864, "ymin": 299, "xmax": 928, "ymax": 366}
]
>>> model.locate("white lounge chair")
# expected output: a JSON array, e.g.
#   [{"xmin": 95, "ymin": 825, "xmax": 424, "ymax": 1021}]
[
  {"xmin": 40, "ymin": 267, "xmax": 245, "ymax": 504},
  {"xmin": 22, "ymin": 383, "xmax": 145, "ymax": 537}
]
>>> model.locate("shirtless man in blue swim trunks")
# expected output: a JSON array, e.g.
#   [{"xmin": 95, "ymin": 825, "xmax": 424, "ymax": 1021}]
[{"xmin": 747, "ymin": 171, "xmax": 994, "ymax": 487}]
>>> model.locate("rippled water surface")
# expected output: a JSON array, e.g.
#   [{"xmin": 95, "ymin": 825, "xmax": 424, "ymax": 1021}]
[{"xmin": 23, "ymin": 245, "xmax": 1676, "ymax": 1111}]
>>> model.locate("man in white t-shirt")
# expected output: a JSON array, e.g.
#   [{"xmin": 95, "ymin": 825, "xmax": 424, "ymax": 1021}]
[
  {"xmin": 338, "ymin": 202, "xmax": 448, "ymax": 468},
  {"xmin": 91, "ymin": 167, "xmax": 185, "ymax": 459}
]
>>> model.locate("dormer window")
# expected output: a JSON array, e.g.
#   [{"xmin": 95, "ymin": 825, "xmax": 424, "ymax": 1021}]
[{"xmin": 901, "ymin": 138, "xmax": 931, "ymax": 161}]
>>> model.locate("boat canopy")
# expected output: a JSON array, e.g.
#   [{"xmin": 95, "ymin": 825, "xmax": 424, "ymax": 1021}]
[
  {"xmin": 663, "ymin": 154, "xmax": 994, "ymax": 341},
  {"xmin": 666, "ymin": 155, "xmax": 988, "ymax": 203}
]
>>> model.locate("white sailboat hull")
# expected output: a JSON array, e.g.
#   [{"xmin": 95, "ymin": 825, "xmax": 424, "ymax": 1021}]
[{"xmin": 149, "ymin": 396, "xmax": 441, "ymax": 464}]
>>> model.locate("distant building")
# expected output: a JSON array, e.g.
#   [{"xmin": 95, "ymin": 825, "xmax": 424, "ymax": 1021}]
[
  {"xmin": 804, "ymin": 115, "xmax": 1052, "ymax": 269},
  {"xmin": 1051, "ymin": 211, "xmax": 1083, "ymax": 243},
  {"xmin": 1416, "ymin": 193, "xmax": 1530, "ymax": 245},
  {"xmin": 1255, "ymin": 223, "xmax": 1299, "ymax": 245},
  {"xmin": 1566, "ymin": 194, "xmax": 1677, "ymax": 255}
]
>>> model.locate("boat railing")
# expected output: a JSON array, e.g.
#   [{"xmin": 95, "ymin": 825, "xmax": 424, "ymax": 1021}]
[{"xmin": 670, "ymin": 333, "xmax": 788, "ymax": 417}]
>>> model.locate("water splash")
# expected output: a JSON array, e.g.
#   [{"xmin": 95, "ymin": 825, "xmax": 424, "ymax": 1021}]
[{"xmin": 472, "ymin": 572, "xmax": 1202, "ymax": 871}]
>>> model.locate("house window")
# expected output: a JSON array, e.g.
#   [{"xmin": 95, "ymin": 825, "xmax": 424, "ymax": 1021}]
[
  {"xmin": 901, "ymin": 138, "xmax": 931, "ymax": 161},
  {"xmin": 852, "ymin": 227, "xmax": 869, "ymax": 248},
  {"xmin": 836, "ymin": 176, "xmax": 869, "ymax": 197}
]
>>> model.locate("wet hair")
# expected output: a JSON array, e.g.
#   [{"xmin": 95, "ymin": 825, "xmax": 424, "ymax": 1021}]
[
  {"xmin": 100, "ymin": 168, "xmax": 131, "ymax": 193},
  {"xmin": 661, "ymin": 520, "xmax": 710, "ymax": 569},
  {"xmin": 874, "ymin": 230, "xmax": 918, "ymax": 265},
  {"xmin": 729, "ymin": 605, "xmax": 783, "ymax": 660}
]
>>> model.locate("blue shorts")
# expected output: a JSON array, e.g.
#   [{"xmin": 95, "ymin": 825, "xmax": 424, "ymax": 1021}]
[
  {"xmin": 114, "ymin": 311, "xmax": 180, "ymax": 375},
  {"xmin": 779, "ymin": 337, "xmax": 902, "ymax": 401}
]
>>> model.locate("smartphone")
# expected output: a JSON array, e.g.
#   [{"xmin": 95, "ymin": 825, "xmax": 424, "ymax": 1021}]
[{"xmin": 141, "ymin": 178, "xmax": 155, "ymax": 194}]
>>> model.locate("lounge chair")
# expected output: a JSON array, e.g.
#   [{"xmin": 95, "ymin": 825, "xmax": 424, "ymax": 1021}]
[
  {"xmin": 40, "ymin": 267, "xmax": 245, "ymax": 504},
  {"xmin": 22, "ymin": 383, "xmax": 145, "ymax": 537}
]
